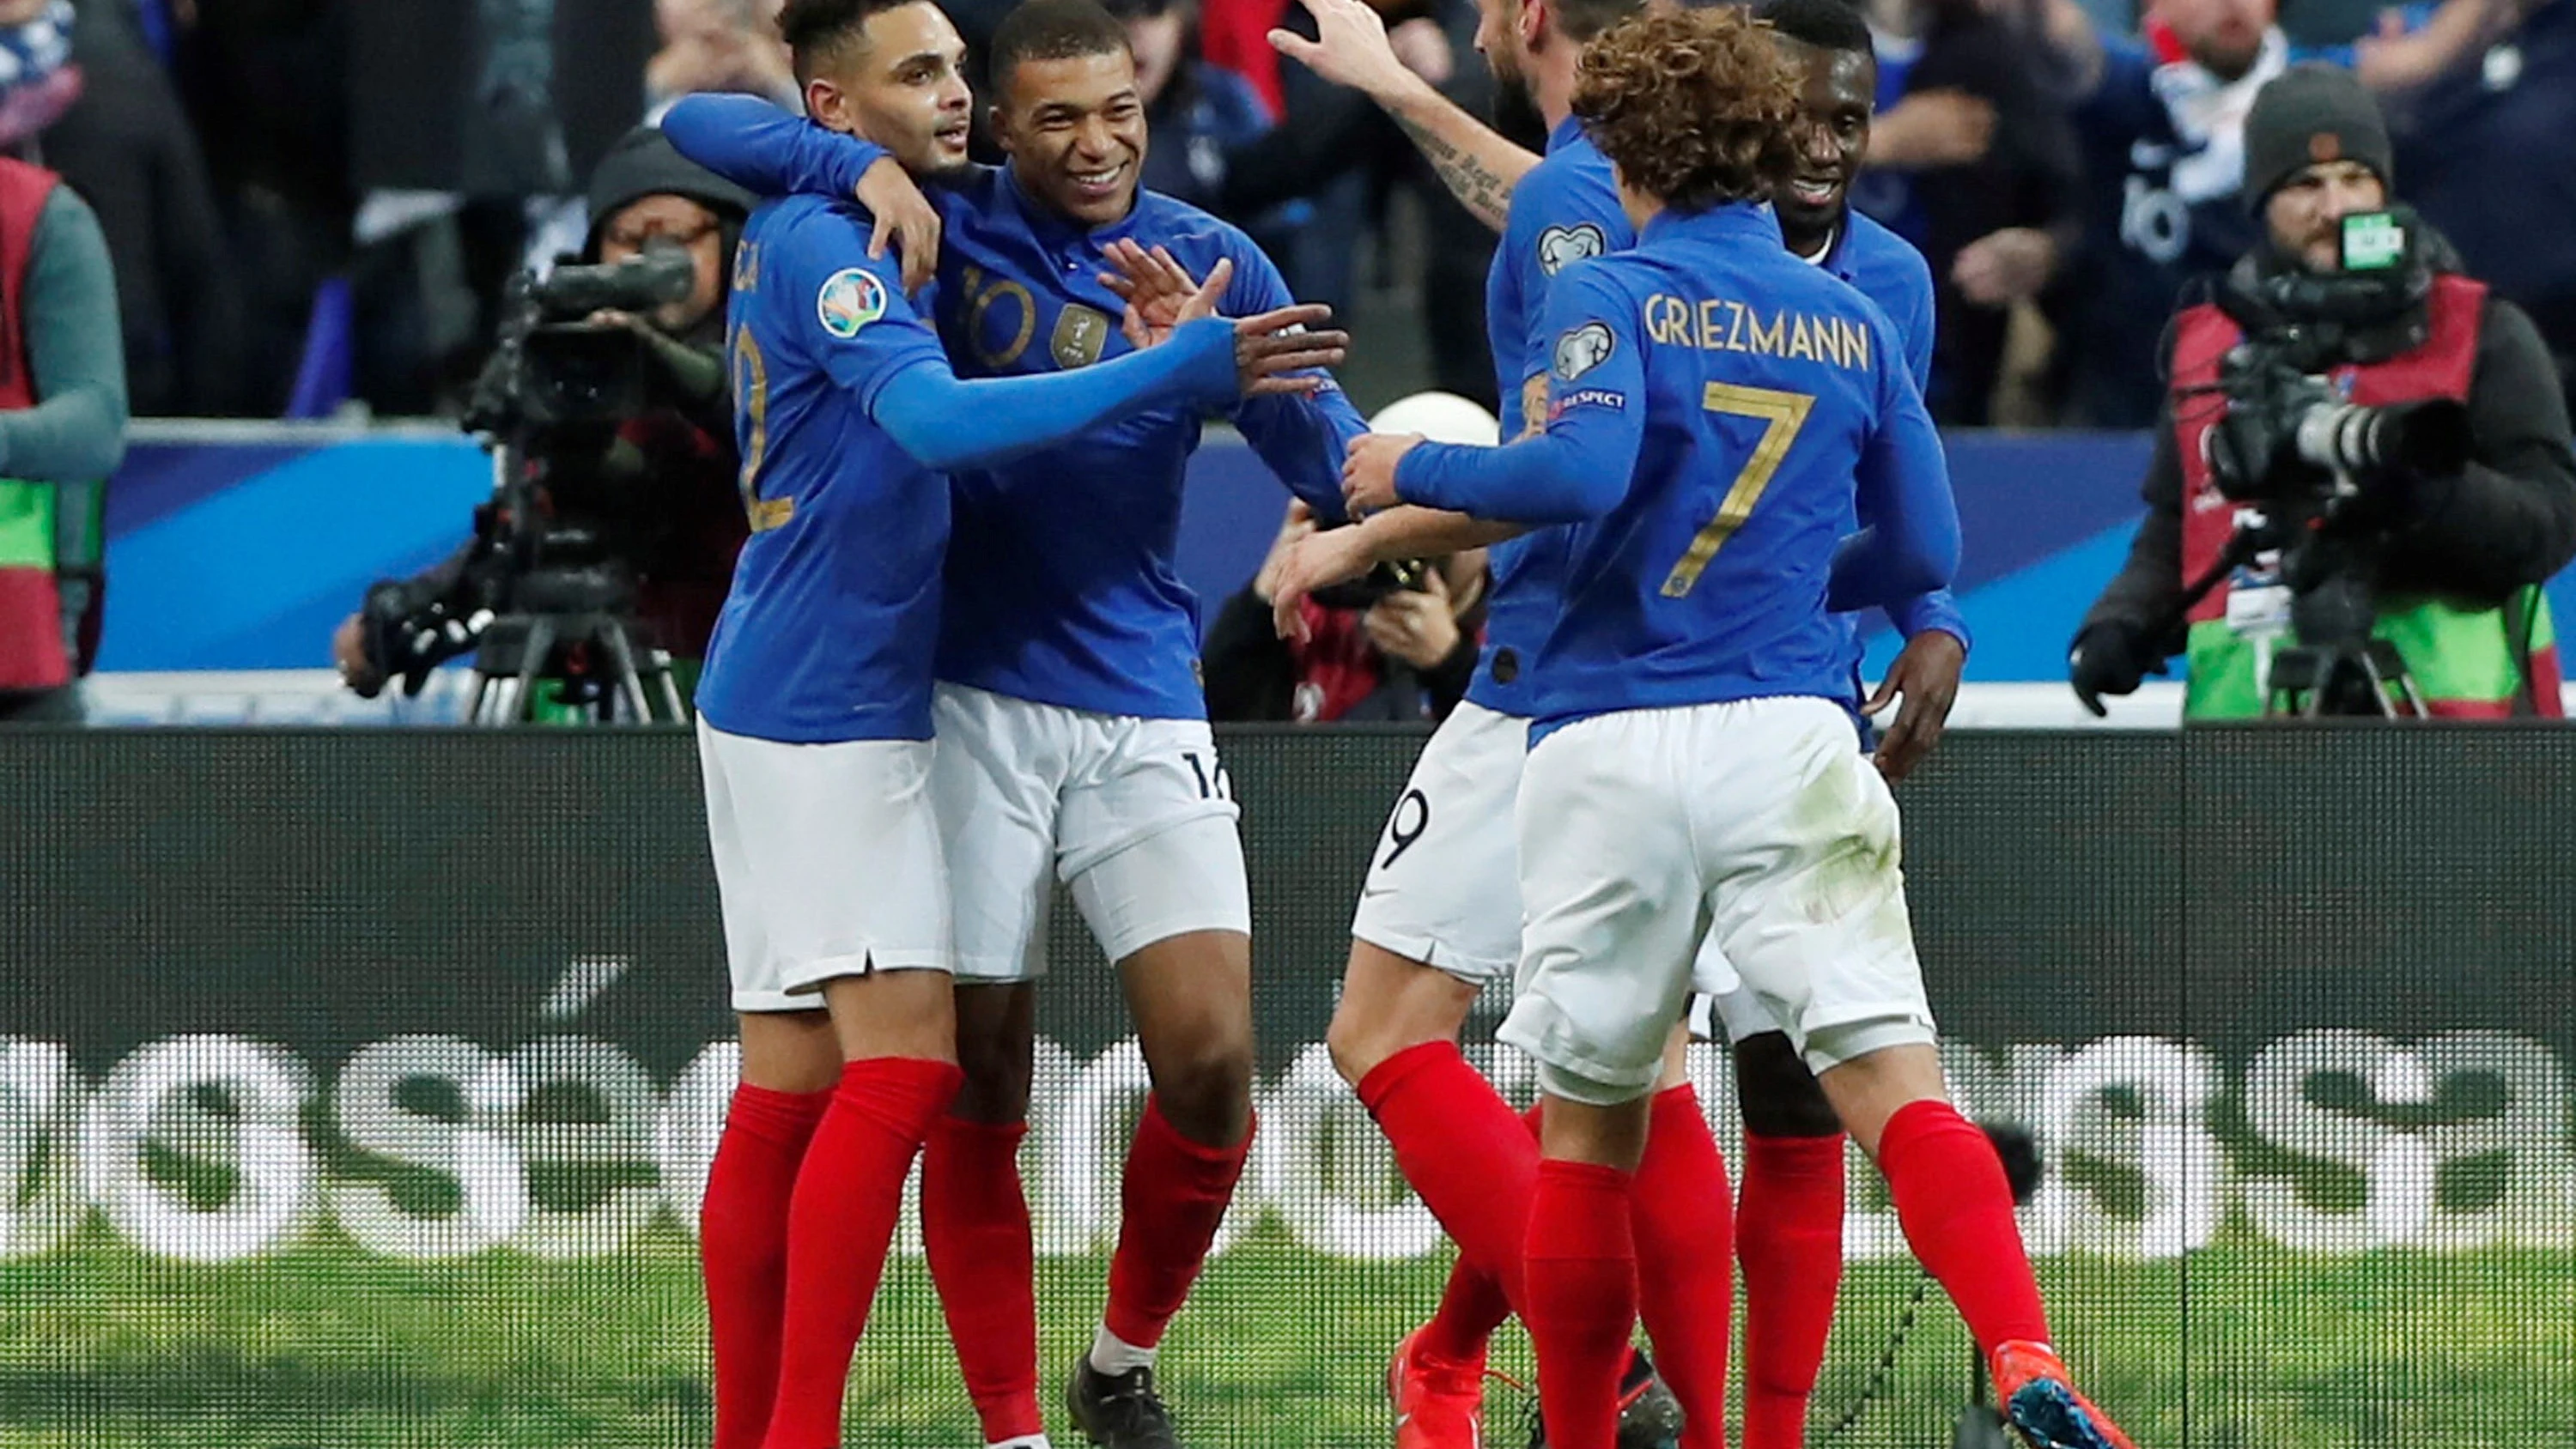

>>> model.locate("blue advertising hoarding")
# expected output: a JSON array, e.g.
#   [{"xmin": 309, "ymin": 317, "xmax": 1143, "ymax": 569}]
[{"xmin": 92, "ymin": 423, "xmax": 2576, "ymax": 688}]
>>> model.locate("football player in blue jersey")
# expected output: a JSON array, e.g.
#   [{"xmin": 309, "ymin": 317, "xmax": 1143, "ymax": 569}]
[
  {"xmin": 1261, "ymin": 0, "xmax": 1965, "ymax": 1444},
  {"xmin": 683, "ymin": 4, "xmax": 1346, "ymax": 1449},
  {"xmin": 665, "ymin": 6, "xmax": 1370, "ymax": 1447},
  {"xmin": 1338, "ymin": 11, "xmax": 2136, "ymax": 1449}
]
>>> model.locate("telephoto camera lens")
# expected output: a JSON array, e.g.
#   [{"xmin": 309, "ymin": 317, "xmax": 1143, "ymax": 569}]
[{"xmin": 2293, "ymin": 397, "xmax": 2471, "ymax": 477}]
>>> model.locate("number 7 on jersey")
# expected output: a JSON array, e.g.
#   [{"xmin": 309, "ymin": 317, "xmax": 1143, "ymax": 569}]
[{"xmin": 1661, "ymin": 383, "xmax": 1814, "ymax": 597}]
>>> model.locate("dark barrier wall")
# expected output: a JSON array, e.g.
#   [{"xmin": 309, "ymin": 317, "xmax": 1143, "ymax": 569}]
[{"xmin": 2, "ymin": 729, "xmax": 2570, "ymax": 1448}]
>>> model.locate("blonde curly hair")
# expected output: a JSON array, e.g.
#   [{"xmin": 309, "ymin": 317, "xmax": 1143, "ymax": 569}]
[{"xmin": 1572, "ymin": 7, "xmax": 1801, "ymax": 214}]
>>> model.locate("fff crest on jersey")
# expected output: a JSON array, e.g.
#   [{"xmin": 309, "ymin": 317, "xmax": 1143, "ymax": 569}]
[
  {"xmin": 817, "ymin": 267, "xmax": 887, "ymax": 339},
  {"xmin": 1536, "ymin": 223, "xmax": 1607, "ymax": 276},
  {"xmin": 1051, "ymin": 304, "xmax": 1112, "ymax": 369},
  {"xmin": 1553, "ymin": 322, "xmax": 1615, "ymax": 381}
]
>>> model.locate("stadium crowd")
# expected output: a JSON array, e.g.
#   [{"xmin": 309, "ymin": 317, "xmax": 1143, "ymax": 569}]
[{"xmin": 7, "ymin": 0, "xmax": 2571, "ymax": 425}]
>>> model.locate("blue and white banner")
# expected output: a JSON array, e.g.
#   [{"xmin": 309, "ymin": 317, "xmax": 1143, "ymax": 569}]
[{"xmin": 91, "ymin": 421, "xmax": 2576, "ymax": 706}]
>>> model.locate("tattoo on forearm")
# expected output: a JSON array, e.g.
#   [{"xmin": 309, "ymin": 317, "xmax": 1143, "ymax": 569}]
[{"xmin": 1393, "ymin": 111, "xmax": 1515, "ymax": 231}]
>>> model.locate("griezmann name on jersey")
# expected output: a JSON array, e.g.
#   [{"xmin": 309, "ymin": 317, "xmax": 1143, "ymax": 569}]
[{"xmin": 1400, "ymin": 203, "xmax": 1958, "ymax": 733}]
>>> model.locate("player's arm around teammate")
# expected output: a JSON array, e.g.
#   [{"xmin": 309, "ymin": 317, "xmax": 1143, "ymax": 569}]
[
  {"xmin": 690, "ymin": 8, "xmax": 1344, "ymax": 1449},
  {"xmin": 1355, "ymin": 15, "xmax": 2135, "ymax": 1448}
]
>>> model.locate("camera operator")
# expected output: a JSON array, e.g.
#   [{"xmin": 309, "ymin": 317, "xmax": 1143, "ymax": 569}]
[
  {"xmin": 1205, "ymin": 499, "xmax": 1489, "ymax": 723},
  {"xmin": 2070, "ymin": 64, "xmax": 2576, "ymax": 719},
  {"xmin": 332, "ymin": 126, "xmax": 754, "ymax": 714}
]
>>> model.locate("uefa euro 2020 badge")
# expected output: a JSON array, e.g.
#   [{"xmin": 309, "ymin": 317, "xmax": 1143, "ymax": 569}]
[{"xmin": 817, "ymin": 267, "xmax": 888, "ymax": 340}]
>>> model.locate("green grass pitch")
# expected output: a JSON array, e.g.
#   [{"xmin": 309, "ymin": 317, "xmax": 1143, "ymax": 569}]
[{"xmin": 2, "ymin": 1225, "xmax": 2567, "ymax": 1448}]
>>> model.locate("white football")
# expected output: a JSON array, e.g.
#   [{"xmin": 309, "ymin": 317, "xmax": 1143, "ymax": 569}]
[{"xmin": 1369, "ymin": 391, "xmax": 1500, "ymax": 446}]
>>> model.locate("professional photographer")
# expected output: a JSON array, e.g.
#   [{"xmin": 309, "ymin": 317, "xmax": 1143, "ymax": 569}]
[
  {"xmin": 1204, "ymin": 499, "xmax": 1488, "ymax": 723},
  {"xmin": 332, "ymin": 126, "xmax": 753, "ymax": 718},
  {"xmin": 2071, "ymin": 65, "xmax": 2576, "ymax": 719}
]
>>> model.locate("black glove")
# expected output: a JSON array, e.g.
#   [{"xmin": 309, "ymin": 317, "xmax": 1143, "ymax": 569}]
[{"xmin": 2068, "ymin": 620, "xmax": 2166, "ymax": 717}]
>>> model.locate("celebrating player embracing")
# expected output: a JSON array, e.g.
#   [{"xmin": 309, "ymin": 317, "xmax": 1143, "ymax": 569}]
[
  {"xmin": 1337, "ymin": 10, "xmax": 2136, "ymax": 1449},
  {"xmin": 684, "ymin": 4, "xmax": 1344, "ymax": 1448},
  {"xmin": 667, "ymin": 3, "xmax": 1368, "ymax": 1446},
  {"xmin": 1259, "ymin": 0, "xmax": 1966, "ymax": 1444}
]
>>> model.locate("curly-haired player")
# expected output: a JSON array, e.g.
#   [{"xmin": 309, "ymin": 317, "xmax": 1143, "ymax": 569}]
[{"xmin": 1337, "ymin": 10, "xmax": 2138, "ymax": 1449}]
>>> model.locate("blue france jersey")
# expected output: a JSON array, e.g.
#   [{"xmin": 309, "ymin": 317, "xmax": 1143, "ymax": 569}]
[
  {"xmin": 1819, "ymin": 212, "xmax": 1967, "ymax": 653},
  {"xmin": 1825, "ymin": 211, "xmax": 1934, "ymax": 391},
  {"xmin": 930, "ymin": 168, "xmax": 1364, "ymax": 718},
  {"xmin": 1400, "ymin": 204, "xmax": 1957, "ymax": 732},
  {"xmin": 1473, "ymin": 118, "xmax": 1633, "ymax": 717},
  {"xmin": 696, "ymin": 194, "xmax": 952, "ymax": 743}
]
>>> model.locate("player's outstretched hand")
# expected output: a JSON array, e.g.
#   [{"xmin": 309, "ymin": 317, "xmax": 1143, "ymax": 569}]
[
  {"xmin": 1269, "ymin": 0, "xmax": 1413, "ymax": 100},
  {"xmin": 1234, "ymin": 304, "xmax": 1347, "ymax": 396},
  {"xmin": 1102, "ymin": 239, "xmax": 1230, "ymax": 349},
  {"xmin": 1864, "ymin": 629, "xmax": 1965, "ymax": 783},
  {"xmin": 1268, "ymin": 522, "xmax": 1381, "ymax": 642},
  {"xmin": 1341, "ymin": 432, "xmax": 1423, "ymax": 515},
  {"xmin": 855, "ymin": 155, "xmax": 941, "ymax": 296}
]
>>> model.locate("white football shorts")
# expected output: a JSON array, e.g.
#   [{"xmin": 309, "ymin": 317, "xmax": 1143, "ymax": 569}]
[
  {"xmin": 696, "ymin": 718, "xmax": 953, "ymax": 1013},
  {"xmin": 932, "ymin": 683, "xmax": 1249, "ymax": 982},
  {"xmin": 1348, "ymin": 699, "xmax": 1529, "ymax": 981},
  {"xmin": 1503, "ymin": 695, "xmax": 1935, "ymax": 1105}
]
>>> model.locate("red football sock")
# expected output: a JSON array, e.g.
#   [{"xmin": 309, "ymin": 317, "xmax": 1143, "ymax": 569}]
[
  {"xmin": 1102, "ymin": 1095, "xmax": 1253, "ymax": 1349},
  {"xmin": 700, "ymin": 1083, "xmax": 833, "ymax": 1449},
  {"xmin": 1355, "ymin": 1043, "xmax": 1541, "ymax": 1308},
  {"xmin": 762, "ymin": 1058, "xmax": 963, "ymax": 1449},
  {"xmin": 1522, "ymin": 1159, "xmax": 1638, "ymax": 1449},
  {"xmin": 923, "ymin": 1116, "xmax": 1042, "ymax": 1444},
  {"xmin": 1736, "ymin": 1132, "xmax": 1847, "ymax": 1449},
  {"xmin": 1417, "ymin": 1255, "xmax": 1514, "ymax": 1367},
  {"xmin": 1631, "ymin": 1087, "xmax": 1734, "ymax": 1449},
  {"xmin": 1876, "ymin": 1100, "xmax": 2050, "ymax": 1354}
]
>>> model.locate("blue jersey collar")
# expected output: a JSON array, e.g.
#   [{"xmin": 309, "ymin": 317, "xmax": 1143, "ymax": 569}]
[
  {"xmin": 1640, "ymin": 202, "xmax": 1783, "ymax": 250},
  {"xmin": 1546, "ymin": 115, "xmax": 1588, "ymax": 155},
  {"xmin": 1817, "ymin": 219, "xmax": 1852, "ymax": 277}
]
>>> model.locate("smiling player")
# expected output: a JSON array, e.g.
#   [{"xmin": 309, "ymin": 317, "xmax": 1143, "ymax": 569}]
[
  {"xmin": 666, "ymin": 8, "xmax": 1369, "ymax": 1446},
  {"xmin": 679, "ymin": 4, "xmax": 1346, "ymax": 1449}
]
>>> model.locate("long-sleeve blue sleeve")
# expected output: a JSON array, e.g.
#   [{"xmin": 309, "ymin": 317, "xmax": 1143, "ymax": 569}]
[
  {"xmin": 1221, "ymin": 235, "xmax": 1361, "ymax": 523},
  {"xmin": 874, "ymin": 318, "xmax": 1241, "ymax": 472},
  {"xmin": 662, "ymin": 93, "xmax": 884, "ymax": 200},
  {"xmin": 1830, "ymin": 331, "xmax": 1961, "ymax": 612},
  {"xmin": 1886, "ymin": 588, "xmax": 1971, "ymax": 648},
  {"xmin": 1880, "ymin": 246, "xmax": 1957, "ymax": 643},
  {"xmin": 1394, "ymin": 266, "xmax": 1644, "ymax": 524}
]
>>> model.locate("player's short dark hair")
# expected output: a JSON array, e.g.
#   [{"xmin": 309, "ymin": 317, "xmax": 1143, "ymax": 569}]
[
  {"xmin": 1575, "ymin": 8, "xmax": 1800, "ymax": 211},
  {"xmin": 1754, "ymin": 0, "xmax": 1873, "ymax": 56},
  {"xmin": 1552, "ymin": 0, "xmax": 1651, "ymax": 45},
  {"xmin": 989, "ymin": 0, "xmax": 1133, "ymax": 96},
  {"xmin": 778, "ymin": 0, "xmax": 921, "ymax": 82}
]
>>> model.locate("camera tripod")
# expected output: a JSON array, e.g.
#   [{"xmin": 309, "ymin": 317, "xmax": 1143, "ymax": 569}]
[
  {"xmin": 465, "ymin": 610, "xmax": 685, "ymax": 725},
  {"xmin": 2168, "ymin": 511, "xmax": 2431, "ymax": 720},
  {"xmin": 2259, "ymin": 636, "xmax": 2427, "ymax": 718}
]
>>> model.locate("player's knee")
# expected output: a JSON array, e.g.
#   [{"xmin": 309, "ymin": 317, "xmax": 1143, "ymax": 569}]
[
  {"xmin": 1324, "ymin": 1003, "xmax": 1390, "ymax": 1087},
  {"xmin": 1147, "ymin": 1031, "xmax": 1254, "ymax": 1143},
  {"xmin": 1326, "ymin": 949, "xmax": 1478, "ymax": 1087},
  {"xmin": 949, "ymin": 990, "xmax": 1036, "ymax": 1122},
  {"xmin": 1735, "ymin": 1031, "xmax": 1841, "ymax": 1138}
]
